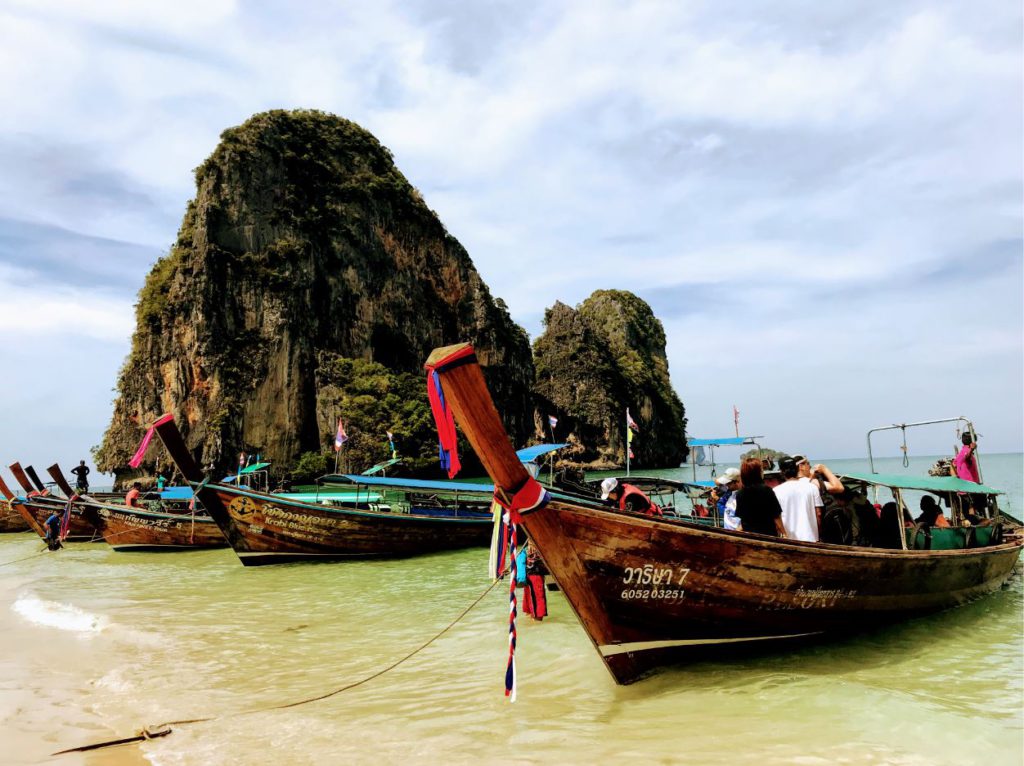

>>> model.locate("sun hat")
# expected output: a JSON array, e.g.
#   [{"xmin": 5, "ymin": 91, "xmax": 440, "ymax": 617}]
[
  {"xmin": 715, "ymin": 467, "xmax": 741, "ymax": 485},
  {"xmin": 600, "ymin": 477, "xmax": 619, "ymax": 500}
]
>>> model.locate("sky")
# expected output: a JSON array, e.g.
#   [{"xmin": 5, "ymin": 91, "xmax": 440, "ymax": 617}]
[{"xmin": 0, "ymin": 0, "xmax": 1020, "ymax": 483}]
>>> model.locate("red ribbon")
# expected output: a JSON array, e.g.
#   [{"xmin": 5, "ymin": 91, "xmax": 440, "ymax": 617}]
[{"xmin": 426, "ymin": 370, "xmax": 461, "ymax": 479}]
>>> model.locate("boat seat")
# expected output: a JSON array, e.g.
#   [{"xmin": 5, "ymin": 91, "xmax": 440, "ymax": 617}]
[{"xmin": 907, "ymin": 523, "xmax": 1002, "ymax": 550}]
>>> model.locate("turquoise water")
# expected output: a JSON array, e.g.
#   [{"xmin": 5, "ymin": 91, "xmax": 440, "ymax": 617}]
[{"xmin": 0, "ymin": 454, "xmax": 1020, "ymax": 765}]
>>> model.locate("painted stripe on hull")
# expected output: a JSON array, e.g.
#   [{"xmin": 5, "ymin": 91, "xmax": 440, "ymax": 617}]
[
  {"xmin": 599, "ymin": 632, "xmax": 825, "ymax": 656},
  {"xmin": 110, "ymin": 543, "xmax": 226, "ymax": 551}
]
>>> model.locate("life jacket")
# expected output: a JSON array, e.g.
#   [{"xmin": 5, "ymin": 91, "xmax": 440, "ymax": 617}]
[{"xmin": 619, "ymin": 484, "xmax": 661, "ymax": 516}]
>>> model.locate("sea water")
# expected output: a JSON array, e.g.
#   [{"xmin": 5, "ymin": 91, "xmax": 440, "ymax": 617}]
[{"xmin": 0, "ymin": 454, "xmax": 1020, "ymax": 765}]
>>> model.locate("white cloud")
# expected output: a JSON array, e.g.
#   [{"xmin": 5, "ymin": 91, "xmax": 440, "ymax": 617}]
[
  {"xmin": 0, "ymin": 265, "xmax": 133, "ymax": 343},
  {"xmin": 0, "ymin": 0, "xmax": 1018, "ymax": 456}
]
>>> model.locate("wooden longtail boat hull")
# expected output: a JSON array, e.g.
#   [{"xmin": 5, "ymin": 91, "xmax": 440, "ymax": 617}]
[
  {"xmin": 4, "ymin": 494, "xmax": 101, "ymax": 542},
  {"xmin": 86, "ymin": 505, "xmax": 226, "ymax": 551},
  {"xmin": 201, "ymin": 485, "xmax": 492, "ymax": 565},
  {"xmin": 523, "ymin": 498, "xmax": 1022, "ymax": 683},
  {"xmin": 40, "ymin": 465, "xmax": 224, "ymax": 551},
  {"xmin": 0, "ymin": 500, "xmax": 30, "ymax": 532},
  {"xmin": 150, "ymin": 418, "xmax": 493, "ymax": 566},
  {"xmin": 6, "ymin": 463, "xmax": 100, "ymax": 539},
  {"xmin": 426, "ymin": 342, "xmax": 1024, "ymax": 685}
]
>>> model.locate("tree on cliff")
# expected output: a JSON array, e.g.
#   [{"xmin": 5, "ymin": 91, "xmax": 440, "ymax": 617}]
[
  {"xmin": 533, "ymin": 290, "xmax": 687, "ymax": 468},
  {"xmin": 95, "ymin": 109, "xmax": 534, "ymax": 484}
]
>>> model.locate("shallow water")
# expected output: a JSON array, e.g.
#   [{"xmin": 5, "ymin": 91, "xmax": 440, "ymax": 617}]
[{"xmin": 1, "ymin": 454, "xmax": 1020, "ymax": 765}]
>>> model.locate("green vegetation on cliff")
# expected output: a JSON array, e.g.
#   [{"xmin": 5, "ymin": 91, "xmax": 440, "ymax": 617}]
[
  {"xmin": 534, "ymin": 291, "xmax": 687, "ymax": 468},
  {"xmin": 97, "ymin": 109, "xmax": 534, "ymax": 482}
]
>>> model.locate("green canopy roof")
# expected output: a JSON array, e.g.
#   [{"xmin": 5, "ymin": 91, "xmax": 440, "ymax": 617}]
[
  {"xmin": 840, "ymin": 472, "xmax": 1002, "ymax": 496},
  {"xmin": 361, "ymin": 458, "xmax": 402, "ymax": 476},
  {"xmin": 239, "ymin": 462, "xmax": 270, "ymax": 475}
]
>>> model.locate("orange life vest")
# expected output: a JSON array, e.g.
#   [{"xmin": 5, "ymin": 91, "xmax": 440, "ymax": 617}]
[{"xmin": 618, "ymin": 484, "xmax": 661, "ymax": 516}]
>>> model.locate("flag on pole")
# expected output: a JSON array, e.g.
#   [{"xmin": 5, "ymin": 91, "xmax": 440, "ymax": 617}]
[
  {"xmin": 334, "ymin": 419, "xmax": 348, "ymax": 451},
  {"xmin": 386, "ymin": 430, "xmax": 397, "ymax": 459},
  {"xmin": 238, "ymin": 452, "xmax": 246, "ymax": 469},
  {"xmin": 733, "ymin": 405, "xmax": 740, "ymax": 438},
  {"xmin": 548, "ymin": 415, "xmax": 558, "ymax": 430},
  {"xmin": 626, "ymin": 408, "xmax": 639, "ymax": 432}
]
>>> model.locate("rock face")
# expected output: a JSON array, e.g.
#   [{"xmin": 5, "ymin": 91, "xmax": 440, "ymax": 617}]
[
  {"xmin": 533, "ymin": 290, "xmax": 687, "ymax": 468},
  {"xmin": 96, "ymin": 109, "xmax": 533, "ymax": 482}
]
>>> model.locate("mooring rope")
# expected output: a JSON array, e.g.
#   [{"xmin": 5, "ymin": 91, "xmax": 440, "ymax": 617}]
[
  {"xmin": 0, "ymin": 548, "xmax": 49, "ymax": 568},
  {"xmin": 54, "ymin": 574, "xmax": 504, "ymax": 755}
]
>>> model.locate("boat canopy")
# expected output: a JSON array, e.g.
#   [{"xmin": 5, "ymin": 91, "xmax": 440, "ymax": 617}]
[
  {"xmin": 688, "ymin": 436, "xmax": 761, "ymax": 447},
  {"xmin": 361, "ymin": 458, "xmax": 402, "ymax": 476},
  {"xmin": 840, "ymin": 471, "xmax": 1002, "ymax": 496},
  {"xmin": 222, "ymin": 462, "xmax": 271, "ymax": 482},
  {"xmin": 515, "ymin": 443, "xmax": 568, "ymax": 463},
  {"xmin": 594, "ymin": 476, "xmax": 711, "ymax": 492},
  {"xmin": 324, "ymin": 475, "xmax": 495, "ymax": 494},
  {"xmin": 159, "ymin": 487, "xmax": 193, "ymax": 500}
]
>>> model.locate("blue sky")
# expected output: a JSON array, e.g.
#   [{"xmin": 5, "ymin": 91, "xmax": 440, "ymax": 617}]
[{"xmin": 0, "ymin": 0, "xmax": 1020, "ymax": 481}]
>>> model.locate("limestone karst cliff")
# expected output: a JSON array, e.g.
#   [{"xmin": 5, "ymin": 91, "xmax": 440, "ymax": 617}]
[
  {"xmin": 95, "ymin": 109, "xmax": 533, "ymax": 482},
  {"xmin": 533, "ymin": 290, "xmax": 687, "ymax": 468}
]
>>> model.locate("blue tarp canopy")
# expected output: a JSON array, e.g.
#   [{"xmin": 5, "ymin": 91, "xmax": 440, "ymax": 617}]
[
  {"xmin": 324, "ymin": 475, "xmax": 495, "ymax": 494},
  {"xmin": 515, "ymin": 443, "xmax": 568, "ymax": 463},
  {"xmin": 159, "ymin": 487, "xmax": 193, "ymax": 500},
  {"xmin": 687, "ymin": 436, "xmax": 762, "ymax": 447}
]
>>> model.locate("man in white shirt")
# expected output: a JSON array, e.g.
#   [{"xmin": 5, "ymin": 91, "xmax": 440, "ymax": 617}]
[{"xmin": 773, "ymin": 456, "xmax": 823, "ymax": 541}]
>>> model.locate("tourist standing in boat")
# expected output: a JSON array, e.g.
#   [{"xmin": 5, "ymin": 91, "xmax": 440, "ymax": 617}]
[
  {"xmin": 735, "ymin": 458, "xmax": 786, "ymax": 537},
  {"xmin": 794, "ymin": 456, "xmax": 844, "ymax": 498},
  {"xmin": 952, "ymin": 433, "xmax": 987, "ymax": 517},
  {"xmin": 600, "ymin": 478, "xmax": 655, "ymax": 515},
  {"xmin": 70, "ymin": 460, "xmax": 90, "ymax": 492},
  {"xmin": 773, "ymin": 456, "xmax": 823, "ymax": 541},
  {"xmin": 953, "ymin": 433, "xmax": 980, "ymax": 483}
]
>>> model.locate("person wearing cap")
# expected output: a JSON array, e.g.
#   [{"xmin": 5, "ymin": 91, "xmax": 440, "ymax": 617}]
[
  {"xmin": 773, "ymin": 456, "xmax": 824, "ymax": 542},
  {"xmin": 600, "ymin": 477, "xmax": 657, "ymax": 515},
  {"xmin": 715, "ymin": 468, "xmax": 742, "ymax": 530}
]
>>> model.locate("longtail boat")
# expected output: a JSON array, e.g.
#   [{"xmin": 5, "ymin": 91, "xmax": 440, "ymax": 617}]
[
  {"xmin": 425, "ymin": 342, "xmax": 1023, "ymax": 685},
  {"xmin": 0, "ymin": 498, "xmax": 30, "ymax": 532},
  {"xmin": 44, "ymin": 465, "xmax": 227, "ymax": 552},
  {"xmin": 5, "ymin": 463, "xmax": 100, "ymax": 542},
  {"xmin": 152, "ymin": 416, "xmax": 495, "ymax": 565}
]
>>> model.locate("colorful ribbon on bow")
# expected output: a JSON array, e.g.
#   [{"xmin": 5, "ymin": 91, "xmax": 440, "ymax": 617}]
[
  {"xmin": 59, "ymin": 494, "xmax": 77, "ymax": 541},
  {"xmin": 426, "ymin": 370, "xmax": 461, "ymax": 479}
]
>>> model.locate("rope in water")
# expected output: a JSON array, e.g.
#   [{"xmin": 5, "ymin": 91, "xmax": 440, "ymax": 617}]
[
  {"xmin": 54, "ymin": 574, "xmax": 505, "ymax": 755},
  {"xmin": 0, "ymin": 549, "xmax": 49, "ymax": 568}
]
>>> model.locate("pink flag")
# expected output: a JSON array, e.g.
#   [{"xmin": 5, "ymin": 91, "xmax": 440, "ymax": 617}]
[{"xmin": 128, "ymin": 413, "xmax": 174, "ymax": 468}]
